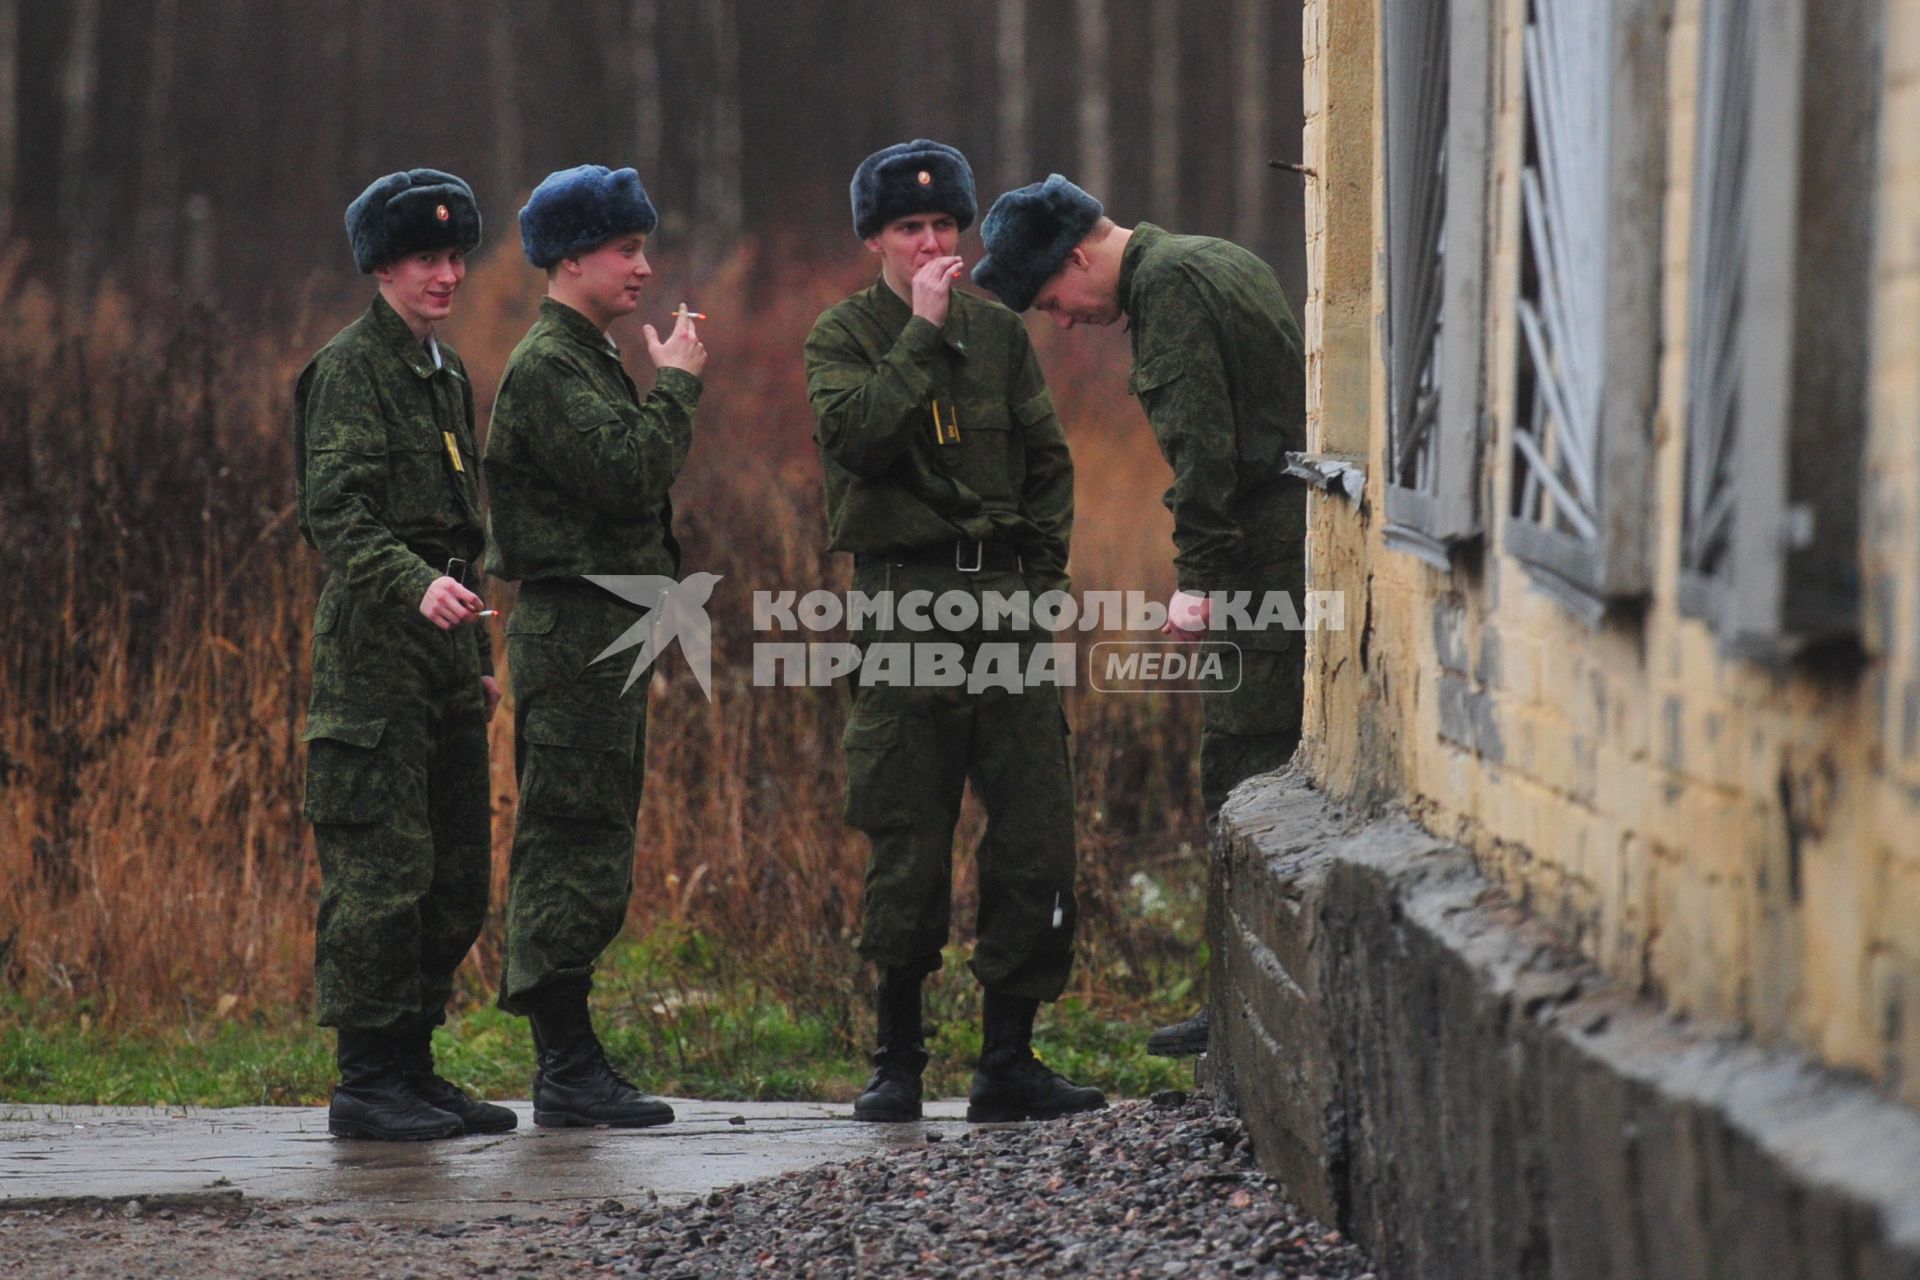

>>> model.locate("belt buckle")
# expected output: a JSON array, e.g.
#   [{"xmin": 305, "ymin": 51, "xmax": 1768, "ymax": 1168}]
[{"xmin": 955, "ymin": 539, "xmax": 984, "ymax": 573}]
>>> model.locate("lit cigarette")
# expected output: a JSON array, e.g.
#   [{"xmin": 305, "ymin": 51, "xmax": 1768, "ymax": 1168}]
[
  {"xmin": 477, "ymin": 609, "xmax": 500, "ymax": 618},
  {"xmin": 674, "ymin": 305, "xmax": 708, "ymax": 321}
]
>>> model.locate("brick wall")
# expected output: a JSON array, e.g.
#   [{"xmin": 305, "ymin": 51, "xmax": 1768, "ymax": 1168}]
[{"xmin": 1302, "ymin": 0, "xmax": 1920, "ymax": 1106}]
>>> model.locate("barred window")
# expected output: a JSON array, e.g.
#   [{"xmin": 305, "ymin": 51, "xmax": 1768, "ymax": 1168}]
[
  {"xmin": 1505, "ymin": 0, "xmax": 1664, "ymax": 623},
  {"xmin": 1382, "ymin": 0, "xmax": 1494, "ymax": 567},
  {"xmin": 1682, "ymin": 0, "xmax": 1875, "ymax": 659},
  {"xmin": 1676, "ymin": 0, "xmax": 1751, "ymax": 618}
]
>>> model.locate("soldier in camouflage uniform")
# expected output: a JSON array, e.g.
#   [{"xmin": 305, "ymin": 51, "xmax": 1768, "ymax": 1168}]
[
  {"xmin": 973, "ymin": 175, "xmax": 1307, "ymax": 1059},
  {"xmin": 482, "ymin": 165, "xmax": 706, "ymax": 1128},
  {"xmin": 805, "ymin": 140, "xmax": 1104, "ymax": 1125},
  {"xmin": 296, "ymin": 168, "xmax": 516, "ymax": 1140}
]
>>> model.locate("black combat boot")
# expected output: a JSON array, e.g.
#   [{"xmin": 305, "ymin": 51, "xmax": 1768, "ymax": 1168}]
[
  {"xmin": 853, "ymin": 966, "xmax": 929, "ymax": 1122},
  {"xmin": 1145, "ymin": 1006, "xmax": 1210, "ymax": 1058},
  {"xmin": 966, "ymin": 991, "xmax": 1107, "ymax": 1123},
  {"xmin": 397, "ymin": 1017, "xmax": 518, "ymax": 1134},
  {"xmin": 525, "ymin": 983, "xmax": 674, "ymax": 1129},
  {"xmin": 328, "ymin": 1027, "xmax": 463, "ymax": 1141}
]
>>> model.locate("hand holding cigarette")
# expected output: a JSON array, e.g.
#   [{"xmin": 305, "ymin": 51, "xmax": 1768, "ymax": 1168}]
[
  {"xmin": 910, "ymin": 254, "xmax": 965, "ymax": 328},
  {"xmin": 645, "ymin": 301, "xmax": 709, "ymax": 377}
]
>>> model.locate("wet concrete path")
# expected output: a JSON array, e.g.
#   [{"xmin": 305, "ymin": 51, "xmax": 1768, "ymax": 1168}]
[{"xmin": 0, "ymin": 1099, "xmax": 970, "ymax": 1221}]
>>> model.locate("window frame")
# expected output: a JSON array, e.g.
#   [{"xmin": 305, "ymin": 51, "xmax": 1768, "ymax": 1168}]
[
  {"xmin": 1502, "ymin": 0, "xmax": 1666, "ymax": 625},
  {"xmin": 1381, "ymin": 0, "xmax": 1497, "ymax": 569},
  {"xmin": 1687, "ymin": 0, "xmax": 1876, "ymax": 660}
]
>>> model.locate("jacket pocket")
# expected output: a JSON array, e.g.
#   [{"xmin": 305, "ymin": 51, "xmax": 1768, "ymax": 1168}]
[
  {"xmin": 386, "ymin": 439, "xmax": 452, "ymax": 525},
  {"xmin": 1127, "ymin": 352, "xmax": 1188, "ymax": 399},
  {"xmin": 505, "ymin": 592, "xmax": 559, "ymax": 637},
  {"xmin": 948, "ymin": 397, "xmax": 1017, "ymax": 502},
  {"xmin": 301, "ymin": 713, "xmax": 392, "ymax": 824}
]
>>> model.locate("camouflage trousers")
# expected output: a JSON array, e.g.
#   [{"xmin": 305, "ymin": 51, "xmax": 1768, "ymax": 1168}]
[
  {"xmin": 302, "ymin": 577, "xmax": 491, "ymax": 1031},
  {"xmin": 497, "ymin": 581, "xmax": 651, "ymax": 1013},
  {"xmin": 842, "ymin": 560, "xmax": 1078, "ymax": 1001},
  {"xmin": 1198, "ymin": 553, "xmax": 1307, "ymax": 817},
  {"xmin": 1200, "ymin": 643, "xmax": 1304, "ymax": 817}
]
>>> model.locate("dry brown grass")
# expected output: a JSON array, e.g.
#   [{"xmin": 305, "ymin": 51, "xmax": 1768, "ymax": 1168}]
[{"xmin": 0, "ymin": 239, "xmax": 1202, "ymax": 1031}]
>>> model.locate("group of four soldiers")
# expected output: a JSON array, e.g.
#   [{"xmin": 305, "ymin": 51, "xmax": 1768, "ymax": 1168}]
[{"xmin": 296, "ymin": 139, "xmax": 1304, "ymax": 1141}]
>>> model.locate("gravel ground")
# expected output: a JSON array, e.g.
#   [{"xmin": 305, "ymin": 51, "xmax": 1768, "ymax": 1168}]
[{"xmin": 0, "ymin": 1094, "xmax": 1374, "ymax": 1279}]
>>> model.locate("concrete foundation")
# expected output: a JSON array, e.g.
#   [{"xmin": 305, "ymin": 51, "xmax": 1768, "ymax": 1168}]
[{"xmin": 1210, "ymin": 768, "xmax": 1920, "ymax": 1280}]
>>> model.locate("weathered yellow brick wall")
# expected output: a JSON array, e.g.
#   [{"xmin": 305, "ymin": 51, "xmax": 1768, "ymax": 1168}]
[{"xmin": 1300, "ymin": 0, "xmax": 1920, "ymax": 1103}]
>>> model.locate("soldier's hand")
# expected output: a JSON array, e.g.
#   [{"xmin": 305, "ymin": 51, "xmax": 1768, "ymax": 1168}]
[
  {"xmin": 1161, "ymin": 590, "xmax": 1211, "ymax": 642},
  {"xmin": 420, "ymin": 575, "xmax": 483, "ymax": 630},
  {"xmin": 644, "ymin": 305, "xmax": 708, "ymax": 377},
  {"xmin": 911, "ymin": 255, "xmax": 965, "ymax": 327},
  {"xmin": 481, "ymin": 675, "xmax": 502, "ymax": 721}
]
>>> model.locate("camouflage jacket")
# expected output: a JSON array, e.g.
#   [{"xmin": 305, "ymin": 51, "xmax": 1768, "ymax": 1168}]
[
  {"xmin": 294, "ymin": 292, "xmax": 490, "ymax": 674},
  {"xmin": 483, "ymin": 298, "xmax": 698, "ymax": 582},
  {"xmin": 1121, "ymin": 223, "xmax": 1307, "ymax": 593},
  {"xmin": 803, "ymin": 278, "xmax": 1074, "ymax": 594}
]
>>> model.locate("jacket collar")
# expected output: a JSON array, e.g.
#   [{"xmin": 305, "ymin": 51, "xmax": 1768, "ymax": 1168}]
[
  {"xmin": 538, "ymin": 296, "xmax": 622, "ymax": 360},
  {"xmin": 370, "ymin": 293, "xmax": 451, "ymax": 380},
  {"xmin": 1118, "ymin": 222, "xmax": 1169, "ymax": 319}
]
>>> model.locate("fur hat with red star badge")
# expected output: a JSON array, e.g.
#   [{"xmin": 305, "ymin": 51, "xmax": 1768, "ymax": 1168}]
[
  {"xmin": 849, "ymin": 139, "xmax": 976, "ymax": 240},
  {"xmin": 345, "ymin": 168, "xmax": 483, "ymax": 274}
]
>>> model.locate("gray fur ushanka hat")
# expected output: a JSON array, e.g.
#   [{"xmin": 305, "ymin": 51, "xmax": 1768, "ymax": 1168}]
[
  {"xmin": 970, "ymin": 175, "xmax": 1105, "ymax": 312},
  {"xmin": 850, "ymin": 139, "xmax": 977, "ymax": 239},
  {"xmin": 345, "ymin": 169, "xmax": 482, "ymax": 273}
]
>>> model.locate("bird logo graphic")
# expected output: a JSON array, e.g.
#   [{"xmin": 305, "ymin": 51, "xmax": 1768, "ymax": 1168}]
[{"xmin": 582, "ymin": 572, "xmax": 723, "ymax": 700}]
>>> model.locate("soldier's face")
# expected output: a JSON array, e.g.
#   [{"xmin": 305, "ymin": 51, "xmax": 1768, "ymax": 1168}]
[
  {"xmin": 374, "ymin": 248, "xmax": 466, "ymax": 328},
  {"xmin": 1031, "ymin": 249, "xmax": 1121, "ymax": 330},
  {"xmin": 569, "ymin": 234, "xmax": 653, "ymax": 321},
  {"xmin": 866, "ymin": 213, "xmax": 960, "ymax": 286}
]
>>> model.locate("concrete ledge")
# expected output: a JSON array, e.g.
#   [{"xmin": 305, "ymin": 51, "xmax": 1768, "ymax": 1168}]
[{"xmin": 1209, "ymin": 768, "xmax": 1920, "ymax": 1280}]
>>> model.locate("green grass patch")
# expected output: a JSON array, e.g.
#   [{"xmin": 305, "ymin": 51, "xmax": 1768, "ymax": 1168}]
[{"xmin": 0, "ymin": 865, "xmax": 1207, "ymax": 1107}]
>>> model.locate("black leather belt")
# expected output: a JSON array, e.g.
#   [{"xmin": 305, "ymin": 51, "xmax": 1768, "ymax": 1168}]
[{"xmin": 856, "ymin": 539, "xmax": 1025, "ymax": 573}]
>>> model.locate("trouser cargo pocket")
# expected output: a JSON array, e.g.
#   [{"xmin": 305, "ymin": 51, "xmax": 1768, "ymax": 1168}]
[
  {"xmin": 302, "ymin": 713, "xmax": 393, "ymax": 824},
  {"xmin": 841, "ymin": 712, "xmax": 916, "ymax": 832},
  {"xmin": 517, "ymin": 706, "xmax": 636, "ymax": 827}
]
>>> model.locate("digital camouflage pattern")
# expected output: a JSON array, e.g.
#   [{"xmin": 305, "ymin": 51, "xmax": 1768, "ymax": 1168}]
[
  {"xmin": 483, "ymin": 298, "xmax": 697, "ymax": 583},
  {"xmin": 806, "ymin": 280, "xmax": 1079, "ymax": 1000},
  {"xmin": 483, "ymin": 297, "xmax": 700, "ymax": 1012},
  {"xmin": 805, "ymin": 282, "xmax": 1073, "ymax": 596},
  {"xmin": 1120, "ymin": 223, "xmax": 1308, "ymax": 812},
  {"xmin": 495, "ymin": 583, "xmax": 650, "ymax": 1010},
  {"xmin": 294, "ymin": 293, "xmax": 492, "ymax": 1031}
]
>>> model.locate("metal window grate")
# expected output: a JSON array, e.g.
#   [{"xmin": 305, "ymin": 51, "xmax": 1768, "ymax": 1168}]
[
  {"xmin": 1383, "ymin": 0, "xmax": 1450, "ymax": 499},
  {"xmin": 1679, "ymin": 0, "xmax": 1752, "ymax": 606},
  {"xmin": 1510, "ymin": 0, "xmax": 1611, "ymax": 548}
]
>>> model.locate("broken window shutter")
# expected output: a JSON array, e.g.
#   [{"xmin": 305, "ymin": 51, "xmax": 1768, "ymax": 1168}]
[
  {"xmin": 1383, "ymin": 0, "xmax": 1493, "ymax": 567},
  {"xmin": 1677, "ymin": 0, "xmax": 1750, "ymax": 624},
  {"xmin": 1505, "ymin": 0, "xmax": 1663, "ymax": 624},
  {"xmin": 1715, "ymin": 0, "xmax": 1874, "ymax": 660}
]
